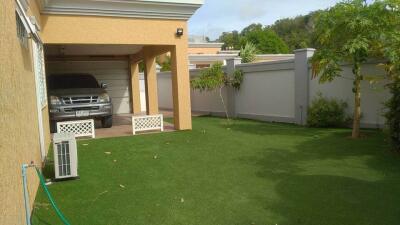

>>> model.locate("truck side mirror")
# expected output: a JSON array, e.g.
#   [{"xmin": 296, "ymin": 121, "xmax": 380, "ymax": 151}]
[{"xmin": 101, "ymin": 83, "xmax": 108, "ymax": 89}]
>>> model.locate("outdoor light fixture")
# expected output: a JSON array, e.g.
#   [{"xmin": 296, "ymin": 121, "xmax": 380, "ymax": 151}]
[{"xmin": 176, "ymin": 28, "xmax": 184, "ymax": 37}]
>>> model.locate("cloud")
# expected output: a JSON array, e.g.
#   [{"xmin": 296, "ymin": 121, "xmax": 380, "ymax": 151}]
[{"xmin": 237, "ymin": 0, "xmax": 268, "ymax": 20}]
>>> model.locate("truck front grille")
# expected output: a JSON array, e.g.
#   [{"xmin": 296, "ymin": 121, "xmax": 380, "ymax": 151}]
[
  {"xmin": 64, "ymin": 106, "xmax": 100, "ymax": 112},
  {"xmin": 62, "ymin": 96, "xmax": 98, "ymax": 104}
]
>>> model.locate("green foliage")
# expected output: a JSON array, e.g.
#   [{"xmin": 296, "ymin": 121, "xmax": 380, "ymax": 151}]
[
  {"xmin": 242, "ymin": 27, "xmax": 290, "ymax": 54},
  {"xmin": 239, "ymin": 42, "xmax": 257, "ymax": 63},
  {"xmin": 385, "ymin": 76, "xmax": 400, "ymax": 151},
  {"xmin": 190, "ymin": 63, "xmax": 244, "ymax": 119},
  {"xmin": 309, "ymin": 0, "xmax": 394, "ymax": 138},
  {"xmin": 157, "ymin": 56, "xmax": 172, "ymax": 72},
  {"xmin": 218, "ymin": 24, "xmax": 289, "ymax": 54},
  {"xmin": 310, "ymin": 0, "xmax": 378, "ymax": 82},
  {"xmin": 190, "ymin": 63, "xmax": 244, "ymax": 92},
  {"xmin": 218, "ymin": 31, "xmax": 241, "ymax": 50},
  {"xmin": 190, "ymin": 63, "xmax": 226, "ymax": 92},
  {"xmin": 307, "ymin": 94, "xmax": 349, "ymax": 128},
  {"xmin": 230, "ymin": 69, "xmax": 244, "ymax": 90},
  {"xmin": 270, "ymin": 12, "xmax": 319, "ymax": 51}
]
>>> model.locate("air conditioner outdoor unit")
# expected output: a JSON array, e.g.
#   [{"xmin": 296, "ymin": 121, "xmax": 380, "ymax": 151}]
[{"xmin": 52, "ymin": 133, "xmax": 78, "ymax": 180}]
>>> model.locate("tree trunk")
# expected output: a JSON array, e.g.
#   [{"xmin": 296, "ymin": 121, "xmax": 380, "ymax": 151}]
[
  {"xmin": 352, "ymin": 64, "xmax": 362, "ymax": 139},
  {"xmin": 219, "ymin": 87, "xmax": 230, "ymax": 121}
]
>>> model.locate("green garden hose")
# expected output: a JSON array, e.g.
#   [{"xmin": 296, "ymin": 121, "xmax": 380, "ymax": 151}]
[{"xmin": 35, "ymin": 167, "xmax": 71, "ymax": 225}]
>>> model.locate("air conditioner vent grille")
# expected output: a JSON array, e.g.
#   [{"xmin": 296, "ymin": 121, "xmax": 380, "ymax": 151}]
[{"xmin": 56, "ymin": 141, "xmax": 71, "ymax": 177}]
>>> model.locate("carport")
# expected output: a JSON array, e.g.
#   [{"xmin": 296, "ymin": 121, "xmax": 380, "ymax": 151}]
[
  {"xmin": 40, "ymin": 7, "xmax": 196, "ymax": 136},
  {"xmin": 44, "ymin": 43, "xmax": 185, "ymax": 136}
]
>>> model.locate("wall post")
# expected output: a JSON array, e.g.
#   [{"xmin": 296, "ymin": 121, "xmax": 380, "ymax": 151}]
[
  {"xmin": 294, "ymin": 48, "xmax": 315, "ymax": 125},
  {"xmin": 225, "ymin": 57, "xmax": 242, "ymax": 118}
]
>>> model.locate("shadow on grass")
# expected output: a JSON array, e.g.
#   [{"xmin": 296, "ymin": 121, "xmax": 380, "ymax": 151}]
[{"xmin": 247, "ymin": 128, "xmax": 400, "ymax": 225}]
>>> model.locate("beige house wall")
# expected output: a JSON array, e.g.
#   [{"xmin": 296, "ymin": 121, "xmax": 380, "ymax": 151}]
[
  {"xmin": 41, "ymin": 15, "xmax": 188, "ymax": 45},
  {"xmin": 0, "ymin": 0, "xmax": 51, "ymax": 224}
]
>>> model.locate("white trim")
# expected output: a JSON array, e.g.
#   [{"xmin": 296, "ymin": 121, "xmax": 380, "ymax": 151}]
[
  {"xmin": 39, "ymin": 0, "xmax": 203, "ymax": 20},
  {"xmin": 15, "ymin": 0, "xmax": 42, "ymax": 43},
  {"xmin": 32, "ymin": 41, "xmax": 46, "ymax": 161}
]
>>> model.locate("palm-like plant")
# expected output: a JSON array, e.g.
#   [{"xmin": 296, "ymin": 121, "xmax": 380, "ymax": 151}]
[{"xmin": 240, "ymin": 42, "xmax": 258, "ymax": 63}]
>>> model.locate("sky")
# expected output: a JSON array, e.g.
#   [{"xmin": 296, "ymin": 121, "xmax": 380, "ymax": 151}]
[{"xmin": 188, "ymin": 0, "xmax": 344, "ymax": 40}]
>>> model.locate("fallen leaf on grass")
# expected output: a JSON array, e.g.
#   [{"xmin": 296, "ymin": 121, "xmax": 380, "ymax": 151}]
[
  {"xmin": 104, "ymin": 152, "xmax": 111, "ymax": 155},
  {"xmin": 119, "ymin": 184, "xmax": 125, "ymax": 188},
  {"xmin": 180, "ymin": 198, "xmax": 184, "ymax": 203}
]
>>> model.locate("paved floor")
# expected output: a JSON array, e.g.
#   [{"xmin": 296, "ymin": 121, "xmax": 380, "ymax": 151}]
[{"xmin": 95, "ymin": 111, "xmax": 175, "ymax": 139}]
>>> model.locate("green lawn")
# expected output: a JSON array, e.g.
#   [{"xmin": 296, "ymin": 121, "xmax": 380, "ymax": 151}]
[{"xmin": 32, "ymin": 117, "xmax": 400, "ymax": 225}]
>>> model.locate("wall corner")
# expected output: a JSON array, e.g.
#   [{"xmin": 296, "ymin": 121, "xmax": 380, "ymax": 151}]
[{"xmin": 294, "ymin": 48, "xmax": 315, "ymax": 125}]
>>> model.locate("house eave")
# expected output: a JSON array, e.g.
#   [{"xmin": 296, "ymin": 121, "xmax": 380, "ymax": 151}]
[{"xmin": 39, "ymin": 0, "xmax": 204, "ymax": 20}]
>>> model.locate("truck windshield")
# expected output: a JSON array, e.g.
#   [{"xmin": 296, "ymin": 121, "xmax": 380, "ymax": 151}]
[{"xmin": 48, "ymin": 74, "xmax": 100, "ymax": 89}]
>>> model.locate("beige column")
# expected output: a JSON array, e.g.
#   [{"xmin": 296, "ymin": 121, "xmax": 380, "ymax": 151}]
[
  {"xmin": 143, "ymin": 48, "xmax": 159, "ymax": 115},
  {"xmin": 170, "ymin": 44, "xmax": 192, "ymax": 130},
  {"xmin": 129, "ymin": 60, "xmax": 142, "ymax": 115}
]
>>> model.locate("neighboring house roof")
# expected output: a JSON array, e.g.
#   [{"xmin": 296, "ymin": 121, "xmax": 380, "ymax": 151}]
[
  {"xmin": 38, "ymin": 0, "xmax": 204, "ymax": 20},
  {"xmin": 188, "ymin": 54, "xmax": 238, "ymax": 63},
  {"xmin": 189, "ymin": 43, "xmax": 224, "ymax": 48}
]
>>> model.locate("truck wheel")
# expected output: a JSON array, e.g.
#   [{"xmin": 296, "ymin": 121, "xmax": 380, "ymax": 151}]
[
  {"xmin": 50, "ymin": 121, "xmax": 57, "ymax": 133},
  {"xmin": 101, "ymin": 116, "xmax": 113, "ymax": 128}
]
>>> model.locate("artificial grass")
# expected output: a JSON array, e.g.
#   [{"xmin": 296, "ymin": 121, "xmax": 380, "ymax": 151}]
[{"xmin": 32, "ymin": 117, "xmax": 400, "ymax": 225}]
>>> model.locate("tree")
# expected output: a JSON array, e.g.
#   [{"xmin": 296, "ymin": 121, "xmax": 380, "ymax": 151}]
[
  {"xmin": 310, "ymin": 0, "xmax": 384, "ymax": 138},
  {"xmin": 240, "ymin": 24, "xmax": 290, "ymax": 54},
  {"xmin": 239, "ymin": 42, "xmax": 257, "ymax": 63},
  {"xmin": 270, "ymin": 12, "xmax": 319, "ymax": 51},
  {"xmin": 217, "ymin": 24, "xmax": 289, "ymax": 53},
  {"xmin": 218, "ymin": 31, "xmax": 241, "ymax": 50},
  {"xmin": 190, "ymin": 63, "xmax": 243, "ymax": 120},
  {"xmin": 375, "ymin": 0, "xmax": 400, "ymax": 150}
]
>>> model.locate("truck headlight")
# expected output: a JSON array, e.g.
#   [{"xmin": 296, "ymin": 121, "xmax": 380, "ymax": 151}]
[
  {"xmin": 50, "ymin": 96, "xmax": 62, "ymax": 105},
  {"xmin": 98, "ymin": 93, "xmax": 110, "ymax": 103}
]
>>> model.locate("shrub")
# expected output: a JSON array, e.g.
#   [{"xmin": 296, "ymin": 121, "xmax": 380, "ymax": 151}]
[
  {"xmin": 239, "ymin": 42, "xmax": 257, "ymax": 63},
  {"xmin": 385, "ymin": 77, "xmax": 400, "ymax": 151},
  {"xmin": 307, "ymin": 94, "xmax": 349, "ymax": 128}
]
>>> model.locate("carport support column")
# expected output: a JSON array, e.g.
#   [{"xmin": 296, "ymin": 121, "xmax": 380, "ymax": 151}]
[
  {"xmin": 143, "ymin": 49, "xmax": 159, "ymax": 115},
  {"xmin": 130, "ymin": 60, "xmax": 142, "ymax": 115},
  {"xmin": 170, "ymin": 44, "xmax": 192, "ymax": 130},
  {"xmin": 294, "ymin": 48, "xmax": 315, "ymax": 125}
]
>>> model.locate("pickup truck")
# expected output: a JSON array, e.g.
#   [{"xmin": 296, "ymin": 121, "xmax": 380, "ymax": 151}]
[{"xmin": 48, "ymin": 74, "xmax": 113, "ymax": 131}]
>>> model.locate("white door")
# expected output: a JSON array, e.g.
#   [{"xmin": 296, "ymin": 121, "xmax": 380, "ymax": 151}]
[{"xmin": 46, "ymin": 61, "xmax": 131, "ymax": 114}]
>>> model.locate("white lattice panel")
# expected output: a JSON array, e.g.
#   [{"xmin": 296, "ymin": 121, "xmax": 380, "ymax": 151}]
[
  {"xmin": 57, "ymin": 119, "xmax": 95, "ymax": 138},
  {"xmin": 132, "ymin": 114, "xmax": 164, "ymax": 135}
]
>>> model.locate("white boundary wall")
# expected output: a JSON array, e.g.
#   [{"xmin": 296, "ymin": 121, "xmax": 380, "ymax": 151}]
[
  {"xmin": 309, "ymin": 62, "xmax": 390, "ymax": 128},
  {"xmin": 157, "ymin": 49, "xmax": 390, "ymax": 128}
]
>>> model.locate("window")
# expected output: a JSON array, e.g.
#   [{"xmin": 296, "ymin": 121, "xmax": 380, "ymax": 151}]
[
  {"xmin": 33, "ymin": 42, "xmax": 48, "ymax": 108},
  {"xmin": 15, "ymin": 12, "xmax": 28, "ymax": 48}
]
